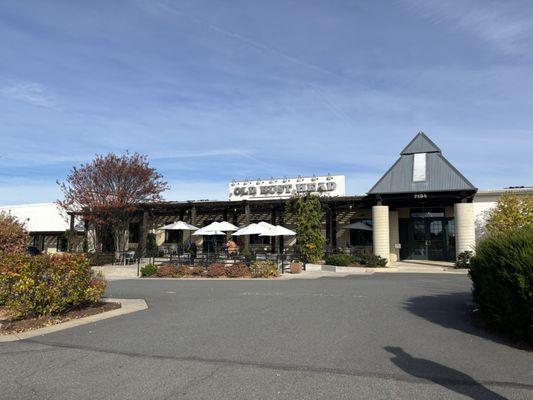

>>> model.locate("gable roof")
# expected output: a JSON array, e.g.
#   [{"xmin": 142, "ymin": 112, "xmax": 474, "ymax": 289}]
[
  {"xmin": 368, "ymin": 132, "xmax": 476, "ymax": 194},
  {"xmin": 400, "ymin": 132, "xmax": 441, "ymax": 154}
]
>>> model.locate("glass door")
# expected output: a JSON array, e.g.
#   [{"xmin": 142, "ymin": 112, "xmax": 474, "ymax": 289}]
[
  {"xmin": 409, "ymin": 219, "xmax": 428, "ymax": 259},
  {"xmin": 406, "ymin": 218, "xmax": 451, "ymax": 260},
  {"xmin": 427, "ymin": 219, "xmax": 445, "ymax": 260}
]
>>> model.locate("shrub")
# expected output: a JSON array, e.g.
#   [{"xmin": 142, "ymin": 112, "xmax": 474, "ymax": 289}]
[
  {"xmin": 146, "ymin": 233, "xmax": 159, "ymax": 258},
  {"xmin": 325, "ymin": 253, "xmax": 356, "ymax": 266},
  {"xmin": 225, "ymin": 263, "xmax": 250, "ymax": 278},
  {"xmin": 190, "ymin": 266, "xmax": 204, "ymax": 276},
  {"xmin": 0, "ymin": 253, "xmax": 106, "ymax": 320},
  {"xmin": 140, "ymin": 263, "xmax": 157, "ymax": 277},
  {"xmin": 0, "ymin": 212, "xmax": 28, "ymax": 254},
  {"xmin": 290, "ymin": 262, "xmax": 303, "ymax": 274},
  {"xmin": 206, "ymin": 263, "xmax": 226, "ymax": 278},
  {"xmin": 286, "ymin": 194, "xmax": 326, "ymax": 263},
  {"xmin": 455, "ymin": 250, "xmax": 473, "ymax": 269},
  {"xmin": 156, "ymin": 264, "xmax": 178, "ymax": 277},
  {"xmin": 177, "ymin": 265, "xmax": 191, "ymax": 276},
  {"xmin": 469, "ymin": 227, "xmax": 533, "ymax": 343},
  {"xmin": 360, "ymin": 253, "xmax": 387, "ymax": 267},
  {"xmin": 250, "ymin": 260, "xmax": 280, "ymax": 278}
]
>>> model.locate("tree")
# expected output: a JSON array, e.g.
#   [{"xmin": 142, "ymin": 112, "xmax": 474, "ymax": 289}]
[
  {"xmin": 58, "ymin": 152, "xmax": 168, "ymax": 257},
  {"xmin": 0, "ymin": 212, "xmax": 28, "ymax": 253},
  {"xmin": 485, "ymin": 193, "xmax": 533, "ymax": 236},
  {"xmin": 286, "ymin": 194, "xmax": 326, "ymax": 263}
]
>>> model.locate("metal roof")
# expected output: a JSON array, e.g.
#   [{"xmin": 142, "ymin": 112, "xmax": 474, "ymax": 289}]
[
  {"xmin": 368, "ymin": 133, "xmax": 476, "ymax": 194},
  {"xmin": 400, "ymin": 132, "xmax": 441, "ymax": 154},
  {"xmin": 0, "ymin": 203, "xmax": 84, "ymax": 233}
]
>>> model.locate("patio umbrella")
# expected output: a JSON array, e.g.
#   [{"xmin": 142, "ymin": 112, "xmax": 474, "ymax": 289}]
[
  {"xmin": 212, "ymin": 221, "xmax": 239, "ymax": 232},
  {"xmin": 258, "ymin": 225, "xmax": 296, "ymax": 254},
  {"xmin": 158, "ymin": 221, "xmax": 199, "ymax": 251},
  {"xmin": 341, "ymin": 222, "xmax": 372, "ymax": 231},
  {"xmin": 233, "ymin": 221, "xmax": 276, "ymax": 236},
  {"xmin": 258, "ymin": 225, "xmax": 297, "ymax": 237},
  {"xmin": 159, "ymin": 221, "xmax": 199, "ymax": 231}
]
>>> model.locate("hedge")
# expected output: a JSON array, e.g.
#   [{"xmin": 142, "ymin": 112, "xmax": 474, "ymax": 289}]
[
  {"xmin": 469, "ymin": 226, "xmax": 533, "ymax": 342},
  {"xmin": 0, "ymin": 252, "xmax": 106, "ymax": 320}
]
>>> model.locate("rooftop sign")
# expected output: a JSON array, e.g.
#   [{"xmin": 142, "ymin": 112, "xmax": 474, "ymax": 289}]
[{"xmin": 229, "ymin": 175, "xmax": 346, "ymax": 201}]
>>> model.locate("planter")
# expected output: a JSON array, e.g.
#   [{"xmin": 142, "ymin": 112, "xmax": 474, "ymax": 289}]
[{"xmin": 289, "ymin": 262, "xmax": 303, "ymax": 274}]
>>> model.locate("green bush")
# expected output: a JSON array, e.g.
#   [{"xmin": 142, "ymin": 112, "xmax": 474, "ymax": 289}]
[
  {"xmin": 455, "ymin": 250, "xmax": 473, "ymax": 269},
  {"xmin": 146, "ymin": 233, "xmax": 159, "ymax": 258},
  {"xmin": 206, "ymin": 263, "xmax": 226, "ymax": 278},
  {"xmin": 140, "ymin": 263, "xmax": 157, "ymax": 277},
  {"xmin": 469, "ymin": 227, "xmax": 533, "ymax": 342},
  {"xmin": 0, "ymin": 252, "xmax": 106, "ymax": 320},
  {"xmin": 250, "ymin": 260, "xmax": 280, "ymax": 278},
  {"xmin": 225, "ymin": 263, "xmax": 250, "ymax": 278},
  {"xmin": 325, "ymin": 253, "xmax": 357, "ymax": 266},
  {"xmin": 360, "ymin": 253, "xmax": 387, "ymax": 267}
]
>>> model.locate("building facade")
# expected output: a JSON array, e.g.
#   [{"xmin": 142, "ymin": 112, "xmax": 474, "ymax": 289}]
[
  {"xmin": 0, "ymin": 203, "xmax": 83, "ymax": 253},
  {"xmin": 6, "ymin": 132, "xmax": 529, "ymax": 262},
  {"xmin": 83, "ymin": 132, "xmax": 481, "ymax": 264}
]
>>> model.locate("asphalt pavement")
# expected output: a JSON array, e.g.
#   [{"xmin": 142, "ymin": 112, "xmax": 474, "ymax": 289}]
[{"xmin": 1, "ymin": 274, "xmax": 532, "ymax": 399}]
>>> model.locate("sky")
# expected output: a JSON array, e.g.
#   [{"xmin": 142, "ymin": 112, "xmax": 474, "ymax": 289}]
[{"xmin": 1, "ymin": 0, "xmax": 532, "ymax": 205}]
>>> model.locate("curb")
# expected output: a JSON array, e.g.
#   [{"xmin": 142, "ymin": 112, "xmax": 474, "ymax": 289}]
[{"xmin": 0, "ymin": 298, "xmax": 147, "ymax": 343}]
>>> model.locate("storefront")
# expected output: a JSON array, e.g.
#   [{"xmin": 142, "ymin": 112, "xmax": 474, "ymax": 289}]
[{"xmin": 77, "ymin": 132, "xmax": 478, "ymax": 264}]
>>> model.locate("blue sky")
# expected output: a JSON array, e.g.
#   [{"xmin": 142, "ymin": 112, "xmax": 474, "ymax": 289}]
[{"xmin": 1, "ymin": 0, "xmax": 532, "ymax": 205}]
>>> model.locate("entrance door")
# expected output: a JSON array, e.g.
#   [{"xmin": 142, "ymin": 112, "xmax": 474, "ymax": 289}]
[{"xmin": 405, "ymin": 218, "xmax": 451, "ymax": 261}]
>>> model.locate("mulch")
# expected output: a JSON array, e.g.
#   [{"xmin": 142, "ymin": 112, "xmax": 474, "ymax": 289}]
[{"xmin": 0, "ymin": 302, "xmax": 121, "ymax": 335}]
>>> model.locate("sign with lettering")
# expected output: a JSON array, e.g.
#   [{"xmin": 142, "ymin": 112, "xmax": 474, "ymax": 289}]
[{"xmin": 229, "ymin": 175, "xmax": 346, "ymax": 201}]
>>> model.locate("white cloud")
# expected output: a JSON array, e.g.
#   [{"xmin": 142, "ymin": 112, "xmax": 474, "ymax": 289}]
[{"xmin": 0, "ymin": 82, "xmax": 55, "ymax": 108}]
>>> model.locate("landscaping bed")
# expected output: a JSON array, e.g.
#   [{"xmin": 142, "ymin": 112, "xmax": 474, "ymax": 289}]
[
  {"xmin": 0, "ymin": 301, "xmax": 120, "ymax": 335},
  {"xmin": 140, "ymin": 260, "xmax": 299, "ymax": 279}
]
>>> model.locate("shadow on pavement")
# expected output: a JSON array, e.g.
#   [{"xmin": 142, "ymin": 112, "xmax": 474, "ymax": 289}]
[
  {"xmin": 384, "ymin": 346, "xmax": 506, "ymax": 399},
  {"xmin": 403, "ymin": 292, "xmax": 506, "ymax": 344}
]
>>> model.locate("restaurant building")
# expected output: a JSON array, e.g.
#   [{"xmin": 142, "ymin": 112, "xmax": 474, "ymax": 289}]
[{"xmin": 78, "ymin": 132, "xmax": 480, "ymax": 264}]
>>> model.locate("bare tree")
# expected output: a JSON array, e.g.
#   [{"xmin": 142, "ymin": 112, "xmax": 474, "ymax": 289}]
[{"xmin": 58, "ymin": 152, "xmax": 168, "ymax": 257}]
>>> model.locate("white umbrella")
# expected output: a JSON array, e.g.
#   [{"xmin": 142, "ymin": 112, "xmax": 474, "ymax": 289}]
[
  {"xmin": 212, "ymin": 221, "xmax": 239, "ymax": 231},
  {"xmin": 192, "ymin": 225, "xmax": 226, "ymax": 236},
  {"xmin": 233, "ymin": 221, "xmax": 276, "ymax": 236},
  {"xmin": 159, "ymin": 221, "xmax": 199, "ymax": 231},
  {"xmin": 341, "ymin": 222, "xmax": 372, "ymax": 231},
  {"xmin": 232, "ymin": 223, "xmax": 257, "ymax": 236},
  {"xmin": 259, "ymin": 225, "xmax": 297, "ymax": 237}
]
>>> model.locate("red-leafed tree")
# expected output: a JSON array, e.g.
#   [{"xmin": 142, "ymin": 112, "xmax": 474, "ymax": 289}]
[
  {"xmin": 58, "ymin": 152, "xmax": 168, "ymax": 256},
  {"xmin": 0, "ymin": 212, "xmax": 28, "ymax": 253}
]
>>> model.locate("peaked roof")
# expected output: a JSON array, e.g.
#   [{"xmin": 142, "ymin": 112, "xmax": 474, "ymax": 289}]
[
  {"xmin": 400, "ymin": 132, "xmax": 441, "ymax": 154},
  {"xmin": 368, "ymin": 133, "xmax": 476, "ymax": 195}
]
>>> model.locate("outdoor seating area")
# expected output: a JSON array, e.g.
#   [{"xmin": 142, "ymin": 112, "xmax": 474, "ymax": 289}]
[{"xmin": 146, "ymin": 219, "xmax": 300, "ymax": 273}]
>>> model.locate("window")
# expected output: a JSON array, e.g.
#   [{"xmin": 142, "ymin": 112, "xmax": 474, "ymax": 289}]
[
  {"xmin": 129, "ymin": 222, "xmax": 140, "ymax": 243},
  {"xmin": 410, "ymin": 208, "xmax": 444, "ymax": 218},
  {"xmin": 57, "ymin": 236, "xmax": 68, "ymax": 252},
  {"xmin": 412, "ymin": 153, "xmax": 426, "ymax": 182},
  {"xmin": 349, "ymin": 219, "xmax": 373, "ymax": 246},
  {"xmin": 164, "ymin": 228, "xmax": 182, "ymax": 244}
]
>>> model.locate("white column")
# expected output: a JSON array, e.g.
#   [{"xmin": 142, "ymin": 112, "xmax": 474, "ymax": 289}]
[
  {"xmin": 389, "ymin": 211, "xmax": 399, "ymax": 263},
  {"xmin": 372, "ymin": 205, "xmax": 390, "ymax": 265},
  {"xmin": 454, "ymin": 202, "xmax": 475, "ymax": 257}
]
